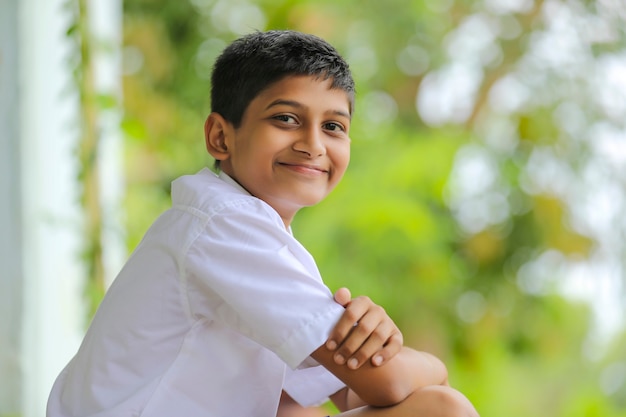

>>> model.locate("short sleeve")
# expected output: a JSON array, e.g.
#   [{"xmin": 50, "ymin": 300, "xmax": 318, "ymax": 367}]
[
  {"xmin": 283, "ymin": 365, "xmax": 346, "ymax": 407},
  {"xmin": 184, "ymin": 198, "xmax": 345, "ymax": 369}
]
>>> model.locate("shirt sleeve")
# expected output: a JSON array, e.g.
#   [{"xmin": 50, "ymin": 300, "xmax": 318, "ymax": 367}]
[
  {"xmin": 283, "ymin": 365, "xmax": 346, "ymax": 407},
  {"xmin": 183, "ymin": 198, "xmax": 346, "ymax": 370}
]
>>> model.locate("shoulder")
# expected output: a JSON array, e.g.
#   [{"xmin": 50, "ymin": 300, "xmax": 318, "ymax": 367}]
[
  {"xmin": 172, "ymin": 168, "xmax": 253, "ymax": 211},
  {"xmin": 171, "ymin": 168, "xmax": 284, "ymax": 229}
]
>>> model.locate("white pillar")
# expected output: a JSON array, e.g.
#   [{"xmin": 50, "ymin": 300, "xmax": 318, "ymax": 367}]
[
  {"xmin": 18, "ymin": 0, "xmax": 86, "ymax": 415},
  {"xmin": 16, "ymin": 0, "xmax": 123, "ymax": 416},
  {"xmin": 0, "ymin": 0, "xmax": 24, "ymax": 414}
]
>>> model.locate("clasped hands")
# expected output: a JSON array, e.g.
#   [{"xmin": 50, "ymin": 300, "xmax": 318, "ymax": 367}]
[{"xmin": 326, "ymin": 287, "xmax": 403, "ymax": 370}]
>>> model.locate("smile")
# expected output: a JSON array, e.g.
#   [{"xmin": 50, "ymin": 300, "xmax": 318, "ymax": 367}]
[{"xmin": 278, "ymin": 162, "xmax": 328, "ymax": 176}]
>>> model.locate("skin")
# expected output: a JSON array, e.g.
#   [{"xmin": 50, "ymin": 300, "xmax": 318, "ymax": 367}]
[
  {"xmin": 205, "ymin": 75, "xmax": 351, "ymax": 228},
  {"xmin": 205, "ymin": 75, "xmax": 479, "ymax": 417},
  {"xmin": 328, "ymin": 288, "xmax": 403, "ymax": 369},
  {"xmin": 274, "ymin": 287, "xmax": 404, "ymax": 416}
]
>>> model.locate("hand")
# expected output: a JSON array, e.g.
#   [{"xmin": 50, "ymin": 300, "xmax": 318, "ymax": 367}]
[{"xmin": 326, "ymin": 287, "xmax": 403, "ymax": 370}]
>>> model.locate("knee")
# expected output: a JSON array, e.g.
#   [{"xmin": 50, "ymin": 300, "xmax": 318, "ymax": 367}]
[{"xmin": 406, "ymin": 385, "xmax": 479, "ymax": 417}]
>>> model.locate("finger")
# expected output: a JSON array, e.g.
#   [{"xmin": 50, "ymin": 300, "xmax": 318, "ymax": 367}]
[
  {"xmin": 337, "ymin": 315, "xmax": 403, "ymax": 369},
  {"xmin": 345, "ymin": 333, "xmax": 387, "ymax": 369},
  {"xmin": 369, "ymin": 331, "xmax": 403, "ymax": 367},
  {"xmin": 339, "ymin": 316, "xmax": 397, "ymax": 369},
  {"xmin": 326, "ymin": 296, "xmax": 370, "ymax": 352},
  {"xmin": 333, "ymin": 287, "xmax": 352, "ymax": 307},
  {"xmin": 333, "ymin": 309, "xmax": 386, "ymax": 367}
]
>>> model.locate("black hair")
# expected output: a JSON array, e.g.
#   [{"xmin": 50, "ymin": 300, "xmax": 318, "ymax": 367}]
[{"xmin": 210, "ymin": 30, "xmax": 355, "ymax": 128}]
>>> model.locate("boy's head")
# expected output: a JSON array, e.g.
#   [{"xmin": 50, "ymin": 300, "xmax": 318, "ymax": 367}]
[
  {"xmin": 205, "ymin": 31, "xmax": 354, "ymax": 226},
  {"xmin": 210, "ymin": 30, "xmax": 355, "ymax": 128}
]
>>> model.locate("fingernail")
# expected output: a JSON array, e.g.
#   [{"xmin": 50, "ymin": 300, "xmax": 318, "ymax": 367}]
[
  {"xmin": 372, "ymin": 355, "xmax": 383, "ymax": 366},
  {"xmin": 326, "ymin": 340, "xmax": 337, "ymax": 350},
  {"xmin": 348, "ymin": 358, "xmax": 358, "ymax": 369},
  {"xmin": 335, "ymin": 354, "xmax": 345, "ymax": 365}
]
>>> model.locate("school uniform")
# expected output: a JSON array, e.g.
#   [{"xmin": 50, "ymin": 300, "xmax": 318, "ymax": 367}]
[{"xmin": 47, "ymin": 169, "xmax": 346, "ymax": 417}]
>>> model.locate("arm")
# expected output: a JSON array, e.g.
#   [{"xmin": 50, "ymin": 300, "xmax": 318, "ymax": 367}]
[
  {"xmin": 327, "ymin": 288, "xmax": 403, "ymax": 369},
  {"xmin": 321, "ymin": 290, "xmax": 447, "ymax": 408},
  {"xmin": 313, "ymin": 345, "xmax": 449, "ymax": 408}
]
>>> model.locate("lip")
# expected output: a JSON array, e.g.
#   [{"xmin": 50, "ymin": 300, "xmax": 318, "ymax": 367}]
[{"xmin": 278, "ymin": 162, "xmax": 329, "ymax": 175}]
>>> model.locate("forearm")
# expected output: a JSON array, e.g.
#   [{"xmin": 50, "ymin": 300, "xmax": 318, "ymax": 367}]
[{"xmin": 314, "ymin": 346, "xmax": 448, "ymax": 407}]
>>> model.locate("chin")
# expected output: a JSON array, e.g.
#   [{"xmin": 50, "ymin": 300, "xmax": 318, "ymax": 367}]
[{"xmin": 290, "ymin": 195, "xmax": 324, "ymax": 209}]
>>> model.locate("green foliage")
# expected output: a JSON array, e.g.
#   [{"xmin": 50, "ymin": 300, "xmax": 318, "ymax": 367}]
[
  {"xmin": 66, "ymin": 0, "xmax": 109, "ymax": 318},
  {"xmin": 295, "ymin": 126, "xmax": 464, "ymax": 326},
  {"xmin": 116, "ymin": 0, "xmax": 626, "ymax": 415}
]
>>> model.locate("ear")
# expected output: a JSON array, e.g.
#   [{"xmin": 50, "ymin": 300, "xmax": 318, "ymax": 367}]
[{"xmin": 204, "ymin": 112, "xmax": 232, "ymax": 162}]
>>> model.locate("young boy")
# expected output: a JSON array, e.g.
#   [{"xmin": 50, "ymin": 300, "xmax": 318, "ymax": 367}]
[{"xmin": 47, "ymin": 30, "xmax": 478, "ymax": 417}]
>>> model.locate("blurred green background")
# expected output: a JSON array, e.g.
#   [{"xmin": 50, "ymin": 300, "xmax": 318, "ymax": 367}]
[{"xmin": 90, "ymin": 0, "xmax": 626, "ymax": 415}]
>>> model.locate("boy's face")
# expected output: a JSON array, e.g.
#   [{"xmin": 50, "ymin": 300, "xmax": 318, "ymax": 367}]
[{"xmin": 209, "ymin": 75, "xmax": 351, "ymax": 226}]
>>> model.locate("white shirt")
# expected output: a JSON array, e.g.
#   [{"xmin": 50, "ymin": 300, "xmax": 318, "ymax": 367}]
[{"xmin": 47, "ymin": 169, "xmax": 346, "ymax": 417}]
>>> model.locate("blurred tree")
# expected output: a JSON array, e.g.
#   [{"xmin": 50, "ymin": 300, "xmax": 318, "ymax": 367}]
[{"xmin": 117, "ymin": 0, "xmax": 626, "ymax": 415}]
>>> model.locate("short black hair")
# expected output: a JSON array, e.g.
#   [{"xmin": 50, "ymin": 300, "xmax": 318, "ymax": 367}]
[{"xmin": 210, "ymin": 30, "xmax": 355, "ymax": 128}]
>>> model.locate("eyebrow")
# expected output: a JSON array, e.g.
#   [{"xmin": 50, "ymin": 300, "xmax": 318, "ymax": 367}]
[{"xmin": 265, "ymin": 99, "xmax": 351, "ymax": 120}]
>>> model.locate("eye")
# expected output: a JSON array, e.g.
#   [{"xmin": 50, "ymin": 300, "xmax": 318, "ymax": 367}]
[
  {"xmin": 323, "ymin": 122, "xmax": 346, "ymax": 133},
  {"xmin": 273, "ymin": 114, "xmax": 298, "ymax": 124}
]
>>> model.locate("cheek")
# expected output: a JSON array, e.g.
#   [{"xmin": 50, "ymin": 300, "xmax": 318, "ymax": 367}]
[
  {"xmin": 333, "ymin": 142, "xmax": 351, "ymax": 168},
  {"xmin": 329, "ymin": 143, "xmax": 351, "ymax": 179}
]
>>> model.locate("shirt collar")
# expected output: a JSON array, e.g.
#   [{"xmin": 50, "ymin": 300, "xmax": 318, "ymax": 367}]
[
  {"xmin": 217, "ymin": 170, "xmax": 249, "ymax": 196},
  {"xmin": 215, "ymin": 169, "xmax": 293, "ymax": 235}
]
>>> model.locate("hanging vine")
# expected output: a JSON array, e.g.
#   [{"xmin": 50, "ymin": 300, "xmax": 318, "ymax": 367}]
[{"xmin": 66, "ymin": 0, "xmax": 106, "ymax": 320}]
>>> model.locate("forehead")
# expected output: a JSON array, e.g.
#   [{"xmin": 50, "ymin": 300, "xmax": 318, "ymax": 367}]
[{"xmin": 250, "ymin": 75, "xmax": 352, "ymax": 115}]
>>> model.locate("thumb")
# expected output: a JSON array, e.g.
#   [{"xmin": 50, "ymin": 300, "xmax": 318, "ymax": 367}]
[{"xmin": 333, "ymin": 287, "xmax": 352, "ymax": 307}]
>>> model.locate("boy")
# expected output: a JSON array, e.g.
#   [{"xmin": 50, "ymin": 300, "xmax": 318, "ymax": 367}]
[{"xmin": 47, "ymin": 30, "xmax": 478, "ymax": 416}]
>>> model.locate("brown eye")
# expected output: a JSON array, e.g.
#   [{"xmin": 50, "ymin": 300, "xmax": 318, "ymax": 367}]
[
  {"xmin": 274, "ymin": 115, "xmax": 297, "ymax": 124},
  {"xmin": 323, "ymin": 122, "xmax": 345, "ymax": 132}
]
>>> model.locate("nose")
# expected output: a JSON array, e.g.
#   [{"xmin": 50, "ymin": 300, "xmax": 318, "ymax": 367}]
[{"xmin": 293, "ymin": 126, "xmax": 325, "ymax": 158}]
